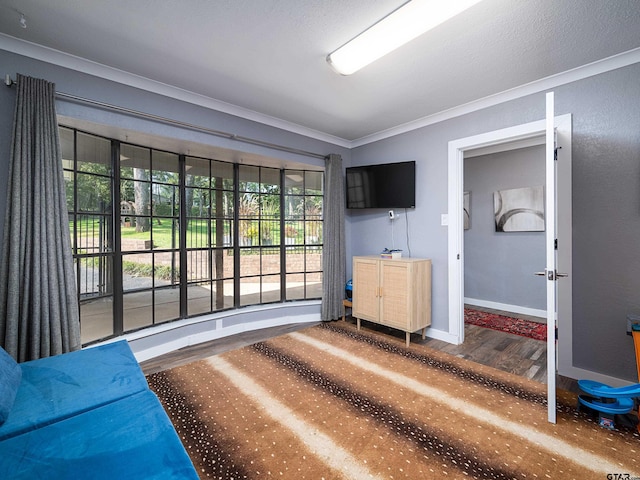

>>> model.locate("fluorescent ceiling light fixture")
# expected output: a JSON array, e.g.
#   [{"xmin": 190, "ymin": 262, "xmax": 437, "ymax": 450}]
[{"xmin": 327, "ymin": 0, "xmax": 483, "ymax": 75}]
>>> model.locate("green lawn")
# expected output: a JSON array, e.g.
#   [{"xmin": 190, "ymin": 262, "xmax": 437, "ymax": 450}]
[
  {"xmin": 74, "ymin": 218, "xmax": 296, "ymax": 249},
  {"xmin": 121, "ymin": 219, "xmax": 221, "ymax": 249}
]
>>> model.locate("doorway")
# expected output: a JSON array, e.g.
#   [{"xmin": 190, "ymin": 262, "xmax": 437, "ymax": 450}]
[
  {"xmin": 463, "ymin": 142, "xmax": 547, "ymax": 323},
  {"xmin": 447, "ymin": 113, "xmax": 573, "ymax": 420}
]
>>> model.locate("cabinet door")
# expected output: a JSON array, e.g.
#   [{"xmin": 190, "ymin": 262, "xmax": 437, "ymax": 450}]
[
  {"xmin": 379, "ymin": 261, "xmax": 411, "ymax": 329},
  {"xmin": 352, "ymin": 258, "xmax": 379, "ymax": 321}
]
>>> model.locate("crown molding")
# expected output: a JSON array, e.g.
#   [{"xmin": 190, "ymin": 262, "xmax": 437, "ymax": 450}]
[
  {"xmin": 2, "ymin": 33, "xmax": 639, "ymax": 150},
  {"xmin": 351, "ymin": 46, "xmax": 640, "ymax": 147},
  {"xmin": 0, "ymin": 33, "xmax": 352, "ymax": 149}
]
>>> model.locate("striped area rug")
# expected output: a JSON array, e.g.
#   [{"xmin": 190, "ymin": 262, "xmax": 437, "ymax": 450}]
[{"xmin": 147, "ymin": 322, "xmax": 640, "ymax": 479}]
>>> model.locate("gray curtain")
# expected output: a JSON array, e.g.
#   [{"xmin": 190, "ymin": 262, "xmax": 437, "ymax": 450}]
[
  {"xmin": 0, "ymin": 74, "xmax": 80, "ymax": 361},
  {"xmin": 321, "ymin": 154, "xmax": 346, "ymax": 321}
]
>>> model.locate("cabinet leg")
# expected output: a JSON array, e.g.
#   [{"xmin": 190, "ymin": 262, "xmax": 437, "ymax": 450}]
[
  {"xmin": 357, "ymin": 318, "xmax": 361, "ymax": 330},
  {"xmin": 406, "ymin": 332, "xmax": 410, "ymax": 347},
  {"xmin": 422, "ymin": 327, "xmax": 426, "ymax": 340}
]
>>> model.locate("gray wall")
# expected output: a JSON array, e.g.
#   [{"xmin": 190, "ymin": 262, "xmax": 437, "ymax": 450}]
[
  {"xmin": 351, "ymin": 63, "xmax": 640, "ymax": 382},
  {"xmin": 464, "ymin": 146, "xmax": 546, "ymax": 311}
]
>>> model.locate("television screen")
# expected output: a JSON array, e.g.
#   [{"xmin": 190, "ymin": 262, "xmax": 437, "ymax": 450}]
[{"xmin": 346, "ymin": 161, "xmax": 415, "ymax": 209}]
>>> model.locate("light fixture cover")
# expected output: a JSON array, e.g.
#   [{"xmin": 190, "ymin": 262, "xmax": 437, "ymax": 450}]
[{"xmin": 327, "ymin": 0, "xmax": 482, "ymax": 75}]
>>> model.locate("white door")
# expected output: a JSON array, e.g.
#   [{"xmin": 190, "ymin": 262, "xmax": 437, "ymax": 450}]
[
  {"xmin": 543, "ymin": 92, "xmax": 558, "ymax": 423},
  {"xmin": 448, "ymin": 96, "xmax": 573, "ymax": 425},
  {"xmin": 541, "ymin": 92, "xmax": 572, "ymax": 424}
]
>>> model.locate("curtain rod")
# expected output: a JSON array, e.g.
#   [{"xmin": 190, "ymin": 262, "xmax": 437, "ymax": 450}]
[{"xmin": 4, "ymin": 74, "xmax": 327, "ymax": 160}]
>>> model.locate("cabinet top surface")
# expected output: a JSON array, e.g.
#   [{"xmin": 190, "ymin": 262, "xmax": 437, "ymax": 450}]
[{"xmin": 353, "ymin": 255, "xmax": 431, "ymax": 263}]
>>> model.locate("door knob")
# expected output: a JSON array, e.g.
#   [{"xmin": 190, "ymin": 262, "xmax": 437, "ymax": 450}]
[{"xmin": 534, "ymin": 270, "xmax": 569, "ymax": 280}]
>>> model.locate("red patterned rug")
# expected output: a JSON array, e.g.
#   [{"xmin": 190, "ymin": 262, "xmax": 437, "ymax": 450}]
[{"xmin": 464, "ymin": 308, "xmax": 547, "ymax": 341}]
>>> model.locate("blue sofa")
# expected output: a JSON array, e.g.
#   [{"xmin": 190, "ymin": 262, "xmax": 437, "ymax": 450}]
[{"xmin": 0, "ymin": 340, "xmax": 198, "ymax": 479}]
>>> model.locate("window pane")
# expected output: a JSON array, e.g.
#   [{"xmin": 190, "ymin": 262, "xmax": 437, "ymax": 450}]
[
  {"xmin": 306, "ymin": 246, "xmax": 322, "ymax": 273},
  {"xmin": 239, "ymin": 194, "xmax": 259, "ymax": 218},
  {"xmin": 186, "ymin": 157, "xmax": 210, "ymax": 187},
  {"xmin": 187, "ymin": 218, "xmax": 210, "ymax": 249},
  {"xmin": 305, "ymin": 196, "xmax": 323, "ymax": 219},
  {"xmin": 284, "ymin": 196, "xmax": 304, "ymax": 220},
  {"xmin": 80, "ymin": 296, "xmax": 114, "ymax": 344},
  {"xmin": 154, "ymin": 286, "xmax": 180, "ymax": 323},
  {"xmin": 213, "ymin": 191, "xmax": 234, "ymax": 218},
  {"xmin": 213, "ymin": 248, "xmax": 234, "ymax": 281},
  {"xmin": 305, "ymin": 171, "xmax": 323, "ymax": 195},
  {"xmin": 121, "ymin": 219, "xmax": 152, "ymax": 251},
  {"xmin": 152, "ymin": 150, "xmax": 179, "ymax": 183},
  {"xmin": 286, "ymin": 273, "xmax": 305, "ymax": 300},
  {"xmin": 262, "ymin": 248, "xmax": 280, "ymax": 275},
  {"xmin": 122, "ymin": 253, "xmax": 153, "ymax": 290},
  {"xmin": 261, "ymin": 168, "xmax": 280, "ymax": 193},
  {"xmin": 120, "ymin": 144, "xmax": 150, "ymax": 178},
  {"xmin": 239, "ymin": 165, "xmax": 260, "ymax": 192},
  {"xmin": 120, "ymin": 179, "xmax": 151, "ymax": 219},
  {"xmin": 152, "ymin": 184, "xmax": 179, "ymax": 217},
  {"xmin": 286, "ymin": 246, "xmax": 304, "ymax": 273},
  {"xmin": 154, "ymin": 251, "xmax": 179, "ymax": 287},
  {"xmin": 77, "ymin": 132, "xmax": 111, "ymax": 175},
  {"xmin": 284, "ymin": 170, "xmax": 304, "ymax": 194},
  {"xmin": 284, "ymin": 221, "xmax": 302, "ymax": 244},
  {"xmin": 212, "ymin": 219, "xmax": 233, "ymax": 247},
  {"xmin": 306, "ymin": 272, "xmax": 323, "ymax": 298},
  {"xmin": 123, "ymin": 290, "xmax": 152, "ymax": 331},
  {"xmin": 187, "ymin": 187, "xmax": 208, "ymax": 217},
  {"xmin": 261, "ymin": 195, "xmax": 280, "ymax": 217},
  {"xmin": 260, "ymin": 219, "xmax": 279, "ymax": 246},
  {"xmin": 152, "ymin": 218, "xmax": 179, "ymax": 250},
  {"xmin": 261, "ymin": 275, "xmax": 280, "ymax": 303},
  {"xmin": 77, "ymin": 255, "xmax": 113, "ymax": 296},
  {"xmin": 240, "ymin": 277, "xmax": 260, "ymax": 306},
  {"xmin": 65, "ymin": 173, "xmax": 74, "ymax": 211},
  {"xmin": 60, "ymin": 126, "xmax": 74, "ymax": 162},
  {"xmin": 211, "ymin": 279, "xmax": 233, "ymax": 311},
  {"xmin": 240, "ymin": 251, "xmax": 260, "ymax": 277},
  {"xmin": 239, "ymin": 219, "xmax": 257, "ymax": 246},
  {"xmin": 75, "ymin": 216, "xmax": 112, "ymax": 255},
  {"xmin": 305, "ymin": 221, "xmax": 322, "ymax": 244},
  {"xmin": 212, "ymin": 161, "xmax": 234, "ymax": 190},
  {"xmin": 77, "ymin": 173, "xmax": 111, "ymax": 213},
  {"xmin": 187, "ymin": 249, "xmax": 210, "ymax": 282},
  {"xmin": 188, "ymin": 281, "xmax": 212, "ymax": 316}
]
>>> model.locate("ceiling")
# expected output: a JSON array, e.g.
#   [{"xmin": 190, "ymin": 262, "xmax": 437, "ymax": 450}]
[{"xmin": 1, "ymin": 0, "xmax": 639, "ymax": 143}]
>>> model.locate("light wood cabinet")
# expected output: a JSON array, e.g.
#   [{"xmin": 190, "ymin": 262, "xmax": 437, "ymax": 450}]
[{"xmin": 352, "ymin": 256, "xmax": 431, "ymax": 346}]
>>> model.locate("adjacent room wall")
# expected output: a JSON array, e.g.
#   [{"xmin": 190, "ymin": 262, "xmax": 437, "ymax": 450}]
[
  {"xmin": 464, "ymin": 145, "xmax": 546, "ymax": 313},
  {"xmin": 351, "ymin": 63, "xmax": 640, "ymax": 382}
]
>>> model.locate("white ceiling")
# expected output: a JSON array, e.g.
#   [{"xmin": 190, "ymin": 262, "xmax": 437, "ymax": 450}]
[{"xmin": 1, "ymin": 0, "xmax": 640, "ymax": 143}]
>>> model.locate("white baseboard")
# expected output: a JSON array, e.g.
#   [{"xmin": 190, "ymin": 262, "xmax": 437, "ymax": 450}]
[
  {"xmin": 424, "ymin": 327, "xmax": 462, "ymax": 345},
  {"xmin": 464, "ymin": 297, "xmax": 546, "ymax": 319},
  {"xmin": 559, "ymin": 365, "xmax": 633, "ymax": 388},
  {"xmin": 91, "ymin": 301, "xmax": 321, "ymax": 362}
]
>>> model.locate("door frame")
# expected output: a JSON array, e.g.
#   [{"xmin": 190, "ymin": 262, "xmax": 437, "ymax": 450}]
[{"xmin": 447, "ymin": 113, "xmax": 573, "ymax": 373}]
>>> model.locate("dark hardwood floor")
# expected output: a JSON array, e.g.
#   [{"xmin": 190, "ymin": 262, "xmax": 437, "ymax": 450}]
[
  {"xmin": 140, "ymin": 308, "xmax": 578, "ymax": 393},
  {"xmin": 140, "ymin": 322, "xmax": 318, "ymax": 375}
]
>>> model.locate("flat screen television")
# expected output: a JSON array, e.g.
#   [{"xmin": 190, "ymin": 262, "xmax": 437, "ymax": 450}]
[{"xmin": 346, "ymin": 161, "xmax": 415, "ymax": 209}]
